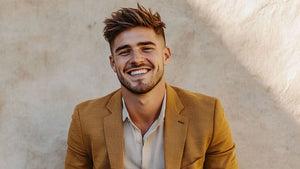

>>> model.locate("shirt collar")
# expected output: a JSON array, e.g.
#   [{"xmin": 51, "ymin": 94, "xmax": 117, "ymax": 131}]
[{"xmin": 122, "ymin": 91, "xmax": 166, "ymax": 123}]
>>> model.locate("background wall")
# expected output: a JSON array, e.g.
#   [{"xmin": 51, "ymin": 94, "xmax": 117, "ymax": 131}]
[{"xmin": 0, "ymin": 0, "xmax": 299, "ymax": 168}]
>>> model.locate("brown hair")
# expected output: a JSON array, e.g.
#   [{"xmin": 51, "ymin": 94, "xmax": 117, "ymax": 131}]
[{"xmin": 103, "ymin": 3, "xmax": 166, "ymax": 47}]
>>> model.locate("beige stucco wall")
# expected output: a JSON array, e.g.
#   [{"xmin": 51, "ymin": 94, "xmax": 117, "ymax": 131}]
[{"xmin": 0, "ymin": 0, "xmax": 299, "ymax": 168}]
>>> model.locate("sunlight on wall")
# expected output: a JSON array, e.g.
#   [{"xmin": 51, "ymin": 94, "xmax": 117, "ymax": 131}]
[{"xmin": 186, "ymin": 0, "xmax": 300, "ymax": 121}]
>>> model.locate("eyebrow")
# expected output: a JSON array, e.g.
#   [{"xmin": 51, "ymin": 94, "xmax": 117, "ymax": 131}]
[
  {"xmin": 114, "ymin": 41, "xmax": 156, "ymax": 53},
  {"xmin": 115, "ymin": 45, "xmax": 130, "ymax": 54},
  {"xmin": 137, "ymin": 41, "xmax": 156, "ymax": 46}
]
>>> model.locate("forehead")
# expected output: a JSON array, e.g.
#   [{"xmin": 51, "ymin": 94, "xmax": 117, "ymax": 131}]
[{"xmin": 112, "ymin": 27, "xmax": 164, "ymax": 50}]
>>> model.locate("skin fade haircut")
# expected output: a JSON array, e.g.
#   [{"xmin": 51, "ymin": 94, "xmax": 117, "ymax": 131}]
[{"xmin": 103, "ymin": 3, "xmax": 166, "ymax": 49}]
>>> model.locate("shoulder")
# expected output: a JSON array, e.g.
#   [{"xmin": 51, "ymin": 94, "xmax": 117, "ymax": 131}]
[
  {"xmin": 70, "ymin": 89, "xmax": 121, "ymax": 136},
  {"xmin": 168, "ymin": 85, "xmax": 223, "ymax": 124},
  {"xmin": 168, "ymin": 86, "xmax": 227, "ymax": 140}
]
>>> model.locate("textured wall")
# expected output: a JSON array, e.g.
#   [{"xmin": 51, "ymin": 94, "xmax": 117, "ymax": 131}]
[{"xmin": 0, "ymin": 0, "xmax": 299, "ymax": 169}]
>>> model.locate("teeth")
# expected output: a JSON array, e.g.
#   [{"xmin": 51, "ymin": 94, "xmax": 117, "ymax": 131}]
[{"xmin": 130, "ymin": 69, "xmax": 148, "ymax": 75}]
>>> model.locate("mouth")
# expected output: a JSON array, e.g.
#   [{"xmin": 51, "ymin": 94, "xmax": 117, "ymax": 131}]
[{"xmin": 127, "ymin": 68, "xmax": 151, "ymax": 76}]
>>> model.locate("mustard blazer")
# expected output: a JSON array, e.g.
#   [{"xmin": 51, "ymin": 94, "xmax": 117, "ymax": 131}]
[{"xmin": 65, "ymin": 84, "xmax": 239, "ymax": 169}]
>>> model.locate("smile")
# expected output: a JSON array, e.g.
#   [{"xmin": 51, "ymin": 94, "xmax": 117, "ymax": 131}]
[{"xmin": 128, "ymin": 68, "xmax": 149, "ymax": 76}]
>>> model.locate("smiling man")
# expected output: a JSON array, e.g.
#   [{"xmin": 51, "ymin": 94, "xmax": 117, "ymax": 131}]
[{"xmin": 65, "ymin": 4, "xmax": 239, "ymax": 169}]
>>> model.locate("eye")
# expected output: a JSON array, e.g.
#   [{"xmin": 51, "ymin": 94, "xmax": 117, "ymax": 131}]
[
  {"xmin": 142, "ymin": 47, "xmax": 153, "ymax": 52},
  {"xmin": 119, "ymin": 50, "xmax": 130, "ymax": 56}
]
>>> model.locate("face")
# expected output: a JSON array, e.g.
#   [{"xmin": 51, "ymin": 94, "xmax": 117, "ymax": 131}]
[{"xmin": 109, "ymin": 26, "xmax": 171, "ymax": 94}]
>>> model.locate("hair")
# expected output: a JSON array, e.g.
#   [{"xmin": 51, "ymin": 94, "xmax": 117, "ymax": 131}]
[{"xmin": 103, "ymin": 3, "xmax": 166, "ymax": 47}]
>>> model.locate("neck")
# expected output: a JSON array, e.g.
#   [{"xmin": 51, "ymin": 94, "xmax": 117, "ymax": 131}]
[{"xmin": 121, "ymin": 79, "xmax": 166, "ymax": 135}]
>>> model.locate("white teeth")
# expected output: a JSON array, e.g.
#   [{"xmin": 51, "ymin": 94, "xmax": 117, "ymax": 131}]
[{"xmin": 130, "ymin": 69, "xmax": 148, "ymax": 75}]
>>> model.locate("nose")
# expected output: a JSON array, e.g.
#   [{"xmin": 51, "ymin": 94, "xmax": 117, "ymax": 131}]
[{"xmin": 130, "ymin": 49, "xmax": 144, "ymax": 65}]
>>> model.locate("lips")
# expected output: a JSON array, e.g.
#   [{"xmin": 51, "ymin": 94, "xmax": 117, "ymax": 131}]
[
  {"xmin": 125, "ymin": 64, "xmax": 153, "ymax": 77},
  {"xmin": 130, "ymin": 69, "xmax": 148, "ymax": 75}
]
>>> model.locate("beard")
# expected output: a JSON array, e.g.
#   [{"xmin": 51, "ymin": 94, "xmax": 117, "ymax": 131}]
[{"xmin": 116, "ymin": 66, "xmax": 164, "ymax": 94}]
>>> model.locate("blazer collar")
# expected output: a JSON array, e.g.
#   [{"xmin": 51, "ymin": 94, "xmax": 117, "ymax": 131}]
[
  {"xmin": 104, "ymin": 84, "xmax": 188, "ymax": 169},
  {"xmin": 105, "ymin": 89, "xmax": 124, "ymax": 169},
  {"xmin": 164, "ymin": 84, "xmax": 188, "ymax": 169}
]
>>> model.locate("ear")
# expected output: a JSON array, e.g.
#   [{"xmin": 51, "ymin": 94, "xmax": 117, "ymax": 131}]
[
  {"xmin": 163, "ymin": 46, "xmax": 171, "ymax": 65},
  {"xmin": 109, "ymin": 55, "xmax": 116, "ymax": 72}
]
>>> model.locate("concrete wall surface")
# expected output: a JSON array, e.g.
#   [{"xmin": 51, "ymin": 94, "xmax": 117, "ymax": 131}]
[{"xmin": 0, "ymin": 0, "xmax": 299, "ymax": 168}]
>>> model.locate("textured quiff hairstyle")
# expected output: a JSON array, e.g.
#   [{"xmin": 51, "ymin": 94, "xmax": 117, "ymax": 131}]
[{"xmin": 103, "ymin": 3, "xmax": 166, "ymax": 48}]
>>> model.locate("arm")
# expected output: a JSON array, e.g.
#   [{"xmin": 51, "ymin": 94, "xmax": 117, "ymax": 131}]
[
  {"xmin": 204, "ymin": 98, "xmax": 239, "ymax": 169},
  {"xmin": 65, "ymin": 106, "xmax": 93, "ymax": 169}
]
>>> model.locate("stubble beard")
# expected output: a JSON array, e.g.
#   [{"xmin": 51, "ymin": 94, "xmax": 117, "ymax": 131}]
[{"xmin": 116, "ymin": 67, "xmax": 164, "ymax": 95}]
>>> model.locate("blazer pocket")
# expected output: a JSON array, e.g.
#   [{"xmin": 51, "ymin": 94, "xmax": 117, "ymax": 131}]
[{"xmin": 181, "ymin": 157, "xmax": 204, "ymax": 169}]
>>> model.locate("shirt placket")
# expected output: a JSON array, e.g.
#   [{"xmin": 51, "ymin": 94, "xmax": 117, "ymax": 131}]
[{"xmin": 141, "ymin": 121, "xmax": 160, "ymax": 169}]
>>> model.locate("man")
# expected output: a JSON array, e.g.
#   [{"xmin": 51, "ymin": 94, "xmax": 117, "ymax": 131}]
[{"xmin": 65, "ymin": 4, "xmax": 239, "ymax": 169}]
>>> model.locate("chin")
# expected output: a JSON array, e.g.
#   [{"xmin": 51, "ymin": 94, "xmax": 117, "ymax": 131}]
[{"xmin": 125, "ymin": 85, "xmax": 154, "ymax": 94}]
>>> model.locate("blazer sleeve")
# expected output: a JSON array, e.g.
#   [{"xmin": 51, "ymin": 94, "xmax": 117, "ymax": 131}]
[
  {"xmin": 65, "ymin": 106, "xmax": 93, "ymax": 169},
  {"xmin": 204, "ymin": 98, "xmax": 239, "ymax": 169}
]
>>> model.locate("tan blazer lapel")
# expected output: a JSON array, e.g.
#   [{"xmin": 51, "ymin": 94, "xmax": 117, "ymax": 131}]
[
  {"xmin": 164, "ymin": 85, "xmax": 188, "ymax": 169},
  {"xmin": 104, "ymin": 90, "xmax": 124, "ymax": 169}
]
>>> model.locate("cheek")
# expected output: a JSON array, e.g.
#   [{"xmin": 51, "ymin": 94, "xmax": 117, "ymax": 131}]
[{"xmin": 115, "ymin": 60, "xmax": 127, "ymax": 71}]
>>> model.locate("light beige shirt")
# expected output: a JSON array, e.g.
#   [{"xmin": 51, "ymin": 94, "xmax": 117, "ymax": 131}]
[{"xmin": 122, "ymin": 94, "xmax": 166, "ymax": 169}]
